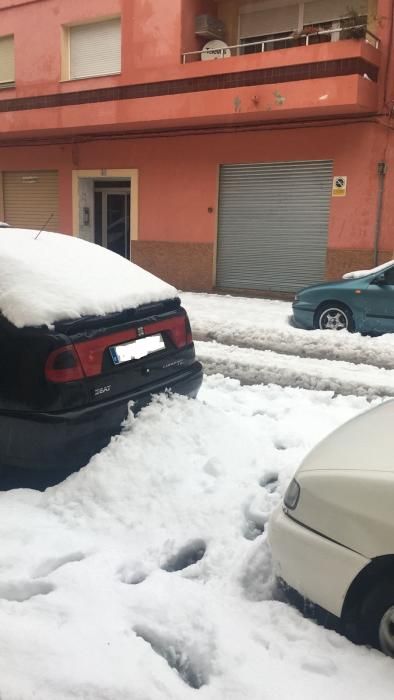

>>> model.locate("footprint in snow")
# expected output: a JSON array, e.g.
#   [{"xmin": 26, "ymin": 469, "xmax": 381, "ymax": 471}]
[
  {"xmin": 33, "ymin": 551, "xmax": 85, "ymax": 579},
  {"xmin": 161, "ymin": 539, "xmax": 206, "ymax": 573},
  {"xmin": 300, "ymin": 655, "xmax": 337, "ymax": 677},
  {"xmin": 120, "ymin": 540, "xmax": 207, "ymax": 588},
  {"xmin": 0, "ymin": 579, "xmax": 54, "ymax": 602},
  {"xmin": 260, "ymin": 471, "xmax": 279, "ymax": 493},
  {"xmin": 120, "ymin": 568, "xmax": 148, "ymax": 585},
  {"xmin": 134, "ymin": 626, "xmax": 209, "ymax": 689}
]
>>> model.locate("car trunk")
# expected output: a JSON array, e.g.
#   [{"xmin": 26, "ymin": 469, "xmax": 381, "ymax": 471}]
[{"xmin": 0, "ymin": 298, "xmax": 196, "ymax": 413}]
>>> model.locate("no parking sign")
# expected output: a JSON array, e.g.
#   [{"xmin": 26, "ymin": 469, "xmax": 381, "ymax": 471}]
[{"xmin": 332, "ymin": 176, "xmax": 347, "ymax": 197}]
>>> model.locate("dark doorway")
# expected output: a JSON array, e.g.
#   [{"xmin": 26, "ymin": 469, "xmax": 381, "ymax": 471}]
[{"xmin": 94, "ymin": 180, "xmax": 131, "ymax": 258}]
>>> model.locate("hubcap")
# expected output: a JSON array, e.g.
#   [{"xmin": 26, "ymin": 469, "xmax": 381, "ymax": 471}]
[
  {"xmin": 319, "ymin": 308, "xmax": 348, "ymax": 331},
  {"xmin": 379, "ymin": 607, "xmax": 394, "ymax": 656}
]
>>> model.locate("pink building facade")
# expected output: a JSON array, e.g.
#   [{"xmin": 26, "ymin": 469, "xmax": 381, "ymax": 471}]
[{"xmin": 0, "ymin": 0, "xmax": 393, "ymax": 293}]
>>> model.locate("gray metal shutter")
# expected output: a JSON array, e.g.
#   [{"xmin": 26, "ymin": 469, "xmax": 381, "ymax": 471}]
[
  {"xmin": 70, "ymin": 18, "xmax": 121, "ymax": 80},
  {"xmin": 216, "ymin": 160, "xmax": 333, "ymax": 293},
  {"xmin": 3, "ymin": 170, "xmax": 60, "ymax": 232}
]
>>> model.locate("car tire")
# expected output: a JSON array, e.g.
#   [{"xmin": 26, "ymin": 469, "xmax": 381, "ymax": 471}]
[
  {"xmin": 358, "ymin": 580, "xmax": 394, "ymax": 656},
  {"xmin": 314, "ymin": 303, "xmax": 355, "ymax": 332}
]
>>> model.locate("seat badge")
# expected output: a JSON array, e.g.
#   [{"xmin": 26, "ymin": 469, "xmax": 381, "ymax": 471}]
[{"xmin": 137, "ymin": 326, "xmax": 145, "ymax": 338}]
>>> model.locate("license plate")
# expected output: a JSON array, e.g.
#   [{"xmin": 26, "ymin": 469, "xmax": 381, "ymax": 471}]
[{"xmin": 109, "ymin": 334, "xmax": 165, "ymax": 365}]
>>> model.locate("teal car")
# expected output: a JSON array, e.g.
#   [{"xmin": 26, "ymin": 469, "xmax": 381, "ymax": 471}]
[{"xmin": 292, "ymin": 261, "xmax": 394, "ymax": 333}]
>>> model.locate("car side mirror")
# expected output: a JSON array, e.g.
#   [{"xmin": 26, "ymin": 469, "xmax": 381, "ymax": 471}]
[{"xmin": 372, "ymin": 273, "xmax": 386, "ymax": 285}]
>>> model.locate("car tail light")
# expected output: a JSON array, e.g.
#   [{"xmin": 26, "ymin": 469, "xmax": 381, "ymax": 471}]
[
  {"xmin": 45, "ymin": 345, "xmax": 85, "ymax": 383},
  {"xmin": 168, "ymin": 314, "xmax": 192, "ymax": 348},
  {"xmin": 185, "ymin": 314, "xmax": 193, "ymax": 345}
]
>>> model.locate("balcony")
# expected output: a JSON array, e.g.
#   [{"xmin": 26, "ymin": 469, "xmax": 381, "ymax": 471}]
[
  {"xmin": 182, "ymin": 24, "xmax": 380, "ymax": 63},
  {"xmin": 0, "ymin": 2, "xmax": 382, "ymax": 142}
]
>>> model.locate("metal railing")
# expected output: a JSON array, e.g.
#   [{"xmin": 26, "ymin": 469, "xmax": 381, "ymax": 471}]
[{"xmin": 182, "ymin": 25, "xmax": 380, "ymax": 63}]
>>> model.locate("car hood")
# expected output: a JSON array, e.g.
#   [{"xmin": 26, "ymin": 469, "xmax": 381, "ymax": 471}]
[
  {"xmin": 298, "ymin": 399, "xmax": 394, "ymax": 474},
  {"xmin": 297, "ymin": 278, "xmax": 359, "ymax": 295}
]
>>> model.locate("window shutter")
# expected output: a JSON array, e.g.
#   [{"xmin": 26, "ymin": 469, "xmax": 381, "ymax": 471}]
[
  {"xmin": 240, "ymin": 5, "xmax": 299, "ymax": 39},
  {"xmin": 70, "ymin": 18, "xmax": 121, "ymax": 80},
  {"xmin": 3, "ymin": 171, "xmax": 59, "ymax": 232},
  {"xmin": 0, "ymin": 35, "xmax": 15, "ymax": 84},
  {"xmin": 304, "ymin": 0, "xmax": 368, "ymax": 25}
]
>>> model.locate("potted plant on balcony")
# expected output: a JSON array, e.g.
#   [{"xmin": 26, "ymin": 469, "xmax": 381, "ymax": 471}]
[
  {"xmin": 292, "ymin": 24, "xmax": 317, "ymax": 46},
  {"xmin": 341, "ymin": 8, "xmax": 367, "ymax": 40}
]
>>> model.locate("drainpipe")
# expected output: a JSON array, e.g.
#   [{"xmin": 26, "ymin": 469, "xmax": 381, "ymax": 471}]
[{"xmin": 373, "ymin": 161, "xmax": 387, "ymax": 266}]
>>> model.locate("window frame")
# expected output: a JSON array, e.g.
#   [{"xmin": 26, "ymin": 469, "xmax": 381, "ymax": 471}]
[
  {"xmin": 61, "ymin": 15, "xmax": 122, "ymax": 83},
  {"xmin": 0, "ymin": 33, "xmax": 15, "ymax": 89}
]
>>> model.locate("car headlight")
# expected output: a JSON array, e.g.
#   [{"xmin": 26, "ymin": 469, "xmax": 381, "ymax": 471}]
[
  {"xmin": 284, "ymin": 479, "xmax": 300, "ymax": 510},
  {"xmin": 293, "ymin": 294, "xmax": 299, "ymax": 303}
]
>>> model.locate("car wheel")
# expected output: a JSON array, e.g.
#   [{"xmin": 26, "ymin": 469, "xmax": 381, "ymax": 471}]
[
  {"xmin": 315, "ymin": 304, "xmax": 354, "ymax": 332},
  {"xmin": 359, "ymin": 581, "xmax": 394, "ymax": 655}
]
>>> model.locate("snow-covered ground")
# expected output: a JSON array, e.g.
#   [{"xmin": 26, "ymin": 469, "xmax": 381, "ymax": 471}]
[
  {"xmin": 183, "ymin": 292, "xmax": 394, "ymax": 396},
  {"xmin": 183, "ymin": 292, "xmax": 394, "ymax": 369},
  {"xmin": 1, "ymin": 378, "xmax": 394, "ymax": 699},
  {"xmin": 2, "ymin": 290, "xmax": 394, "ymax": 697}
]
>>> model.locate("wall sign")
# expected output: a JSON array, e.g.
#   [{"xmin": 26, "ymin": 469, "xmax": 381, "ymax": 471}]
[{"xmin": 332, "ymin": 176, "xmax": 347, "ymax": 197}]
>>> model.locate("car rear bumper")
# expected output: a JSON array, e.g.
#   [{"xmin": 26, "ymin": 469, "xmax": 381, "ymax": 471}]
[
  {"xmin": 269, "ymin": 505, "xmax": 369, "ymax": 618},
  {"xmin": 0, "ymin": 362, "xmax": 203, "ymax": 472}
]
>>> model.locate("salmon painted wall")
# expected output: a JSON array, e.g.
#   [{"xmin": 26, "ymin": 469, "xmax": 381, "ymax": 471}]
[
  {"xmin": 1, "ymin": 122, "xmax": 393, "ymax": 254},
  {"xmin": 0, "ymin": 0, "xmax": 389, "ymax": 144},
  {"xmin": 181, "ymin": 0, "xmax": 217, "ymax": 54},
  {"xmin": 0, "ymin": 0, "xmax": 390, "ymax": 98},
  {"xmin": 0, "ymin": 0, "xmax": 121, "ymax": 98}
]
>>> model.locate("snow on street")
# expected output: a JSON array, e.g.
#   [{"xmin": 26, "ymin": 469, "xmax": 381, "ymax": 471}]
[
  {"xmin": 0, "ymin": 377, "xmax": 393, "ymax": 699},
  {"xmin": 183, "ymin": 292, "xmax": 394, "ymax": 396},
  {"xmin": 2, "ymin": 291, "xmax": 394, "ymax": 698},
  {"xmin": 183, "ymin": 291, "xmax": 394, "ymax": 369},
  {"xmin": 197, "ymin": 341, "xmax": 394, "ymax": 397}
]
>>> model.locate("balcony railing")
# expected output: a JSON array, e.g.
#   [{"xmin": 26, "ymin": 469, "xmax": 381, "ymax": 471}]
[{"xmin": 182, "ymin": 25, "xmax": 380, "ymax": 64}]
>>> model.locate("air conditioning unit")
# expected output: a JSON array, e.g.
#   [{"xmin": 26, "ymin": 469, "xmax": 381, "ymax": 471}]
[{"xmin": 195, "ymin": 15, "xmax": 225, "ymax": 40}]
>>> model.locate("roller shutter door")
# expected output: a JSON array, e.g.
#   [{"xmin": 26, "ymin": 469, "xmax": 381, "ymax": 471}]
[
  {"xmin": 216, "ymin": 160, "xmax": 333, "ymax": 293},
  {"xmin": 3, "ymin": 170, "xmax": 59, "ymax": 232}
]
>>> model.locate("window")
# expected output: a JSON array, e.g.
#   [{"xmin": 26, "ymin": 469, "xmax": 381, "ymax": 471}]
[
  {"xmin": 238, "ymin": 0, "xmax": 368, "ymax": 54},
  {"xmin": 241, "ymin": 32, "xmax": 304, "ymax": 54},
  {"xmin": 383, "ymin": 267, "xmax": 394, "ymax": 285},
  {"xmin": 305, "ymin": 17, "xmax": 368, "ymax": 44},
  {"xmin": 67, "ymin": 17, "xmax": 121, "ymax": 81},
  {"xmin": 0, "ymin": 35, "xmax": 15, "ymax": 86}
]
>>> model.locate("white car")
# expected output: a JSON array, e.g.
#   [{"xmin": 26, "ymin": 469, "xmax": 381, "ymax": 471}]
[{"xmin": 269, "ymin": 399, "xmax": 394, "ymax": 656}]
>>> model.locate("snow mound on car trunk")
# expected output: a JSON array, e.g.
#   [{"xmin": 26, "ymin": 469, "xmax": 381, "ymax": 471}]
[{"xmin": 0, "ymin": 228, "xmax": 177, "ymax": 328}]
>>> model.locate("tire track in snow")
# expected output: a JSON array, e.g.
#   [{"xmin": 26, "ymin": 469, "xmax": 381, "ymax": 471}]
[
  {"xmin": 195, "ymin": 340, "xmax": 394, "ymax": 398},
  {"xmin": 193, "ymin": 327, "xmax": 394, "ymax": 371}
]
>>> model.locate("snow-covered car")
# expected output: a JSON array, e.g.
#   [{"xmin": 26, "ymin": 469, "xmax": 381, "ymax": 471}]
[
  {"xmin": 292, "ymin": 260, "xmax": 394, "ymax": 333},
  {"xmin": 0, "ymin": 229, "xmax": 202, "ymax": 476},
  {"xmin": 269, "ymin": 399, "xmax": 394, "ymax": 656}
]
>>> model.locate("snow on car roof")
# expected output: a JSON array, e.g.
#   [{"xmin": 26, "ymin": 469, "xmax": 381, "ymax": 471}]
[
  {"xmin": 342, "ymin": 260, "xmax": 394, "ymax": 280},
  {"xmin": 0, "ymin": 228, "xmax": 177, "ymax": 328}
]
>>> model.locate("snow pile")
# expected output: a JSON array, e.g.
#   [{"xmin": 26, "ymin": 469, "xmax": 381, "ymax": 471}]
[
  {"xmin": 183, "ymin": 292, "xmax": 394, "ymax": 370},
  {"xmin": 0, "ymin": 379, "xmax": 393, "ymax": 699},
  {"xmin": 342, "ymin": 260, "xmax": 394, "ymax": 280},
  {"xmin": 0, "ymin": 229, "xmax": 176, "ymax": 327}
]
